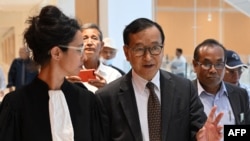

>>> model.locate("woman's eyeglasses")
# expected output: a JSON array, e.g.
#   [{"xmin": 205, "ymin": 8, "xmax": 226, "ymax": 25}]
[{"xmin": 58, "ymin": 45, "xmax": 84, "ymax": 54}]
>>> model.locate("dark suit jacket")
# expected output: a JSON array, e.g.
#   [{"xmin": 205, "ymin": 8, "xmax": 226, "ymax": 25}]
[
  {"xmin": 192, "ymin": 79, "xmax": 250, "ymax": 125},
  {"xmin": 7, "ymin": 58, "xmax": 38, "ymax": 89},
  {"xmin": 110, "ymin": 65, "xmax": 126, "ymax": 75},
  {"xmin": 95, "ymin": 70, "xmax": 207, "ymax": 141},
  {"xmin": 0, "ymin": 77, "xmax": 100, "ymax": 141}
]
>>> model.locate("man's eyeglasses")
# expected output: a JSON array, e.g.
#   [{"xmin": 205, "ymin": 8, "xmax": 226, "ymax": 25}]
[
  {"xmin": 58, "ymin": 45, "xmax": 84, "ymax": 54},
  {"xmin": 196, "ymin": 61, "xmax": 225, "ymax": 70},
  {"xmin": 131, "ymin": 45, "xmax": 163, "ymax": 57}
]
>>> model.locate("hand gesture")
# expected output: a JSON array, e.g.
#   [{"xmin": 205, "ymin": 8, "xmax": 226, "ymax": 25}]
[{"xmin": 196, "ymin": 106, "xmax": 224, "ymax": 141}]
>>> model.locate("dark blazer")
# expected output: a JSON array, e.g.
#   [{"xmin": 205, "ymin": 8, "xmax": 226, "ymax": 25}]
[
  {"xmin": 95, "ymin": 70, "xmax": 207, "ymax": 141},
  {"xmin": 110, "ymin": 65, "xmax": 126, "ymax": 75},
  {"xmin": 7, "ymin": 58, "xmax": 38, "ymax": 89},
  {"xmin": 0, "ymin": 77, "xmax": 100, "ymax": 141},
  {"xmin": 192, "ymin": 79, "xmax": 250, "ymax": 125}
]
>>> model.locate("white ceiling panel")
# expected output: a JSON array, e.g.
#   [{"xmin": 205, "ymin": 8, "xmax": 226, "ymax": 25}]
[{"xmin": 225, "ymin": 0, "xmax": 250, "ymax": 17}]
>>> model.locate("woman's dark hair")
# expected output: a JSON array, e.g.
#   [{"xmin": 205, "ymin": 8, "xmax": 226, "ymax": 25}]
[
  {"xmin": 123, "ymin": 18, "xmax": 165, "ymax": 45},
  {"xmin": 23, "ymin": 5, "xmax": 81, "ymax": 65},
  {"xmin": 193, "ymin": 38, "xmax": 227, "ymax": 61}
]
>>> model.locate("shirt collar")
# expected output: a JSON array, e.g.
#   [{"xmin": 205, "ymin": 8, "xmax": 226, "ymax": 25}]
[
  {"xmin": 82, "ymin": 61, "xmax": 106, "ymax": 75},
  {"xmin": 132, "ymin": 69, "xmax": 160, "ymax": 91},
  {"xmin": 95, "ymin": 62, "xmax": 106, "ymax": 75},
  {"xmin": 197, "ymin": 80, "xmax": 228, "ymax": 97}
]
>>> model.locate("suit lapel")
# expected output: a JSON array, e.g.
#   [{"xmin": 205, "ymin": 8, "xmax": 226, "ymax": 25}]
[
  {"xmin": 118, "ymin": 71, "xmax": 142, "ymax": 141},
  {"xmin": 160, "ymin": 70, "xmax": 175, "ymax": 140},
  {"xmin": 226, "ymin": 83, "xmax": 241, "ymax": 124},
  {"xmin": 118, "ymin": 70, "xmax": 177, "ymax": 140}
]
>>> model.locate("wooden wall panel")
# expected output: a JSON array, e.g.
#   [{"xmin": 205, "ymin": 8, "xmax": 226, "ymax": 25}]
[
  {"xmin": 75, "ymin": 0, "xmax": 99, "ymax": 25},
  {"xmin": 157, "ymin": 0, "xmax": 221, "ymax": 7},
  {"xmin": 196, "ymin": 12, "xmax": 220, "ymax": 44},
  {"xmin": 157, "ymin": 11, "xmax": 195, "ymax": 61},
  {"xmin": 73, "ymin": 0, "xmax": 250, "ymax": 63},
  {"xmin": 223, "ymin": 13, "xmax": 250, "ymax": 52},
  {"xmin": 156, "ymin": 0, "xmax": 250, "ymax": 63}
]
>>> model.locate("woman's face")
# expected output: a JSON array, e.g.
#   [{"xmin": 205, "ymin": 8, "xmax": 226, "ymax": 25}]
[{"xmin": 58, "ymin": 30, "xmax": 84, "ymax": 76}]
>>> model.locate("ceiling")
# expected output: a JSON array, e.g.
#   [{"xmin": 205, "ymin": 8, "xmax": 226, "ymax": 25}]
[{"xmin": 225, "ymin": 0, "xmax": 250, "ymax": 17}]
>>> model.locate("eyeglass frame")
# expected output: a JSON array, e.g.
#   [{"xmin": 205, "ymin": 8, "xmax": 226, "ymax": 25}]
[
  {"xmin": 196, "ymin": 61, "xmax": 225, "ymax": 70},
  {"xmin": 130, "ymin": 45, "xmax": 163, "ymax": 57},
  {"xmin": 58, "ymin": 45, "xmax": 84, "ymax": 54}
]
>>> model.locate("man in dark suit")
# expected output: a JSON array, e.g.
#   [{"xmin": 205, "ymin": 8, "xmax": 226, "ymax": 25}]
[
  {"xmin": 192, "ymin": 39, "xmax": 250, "ymax": 140},
  {"xmin": 95, "ymin": 18, "xmax": 223, "ymax": 141}
]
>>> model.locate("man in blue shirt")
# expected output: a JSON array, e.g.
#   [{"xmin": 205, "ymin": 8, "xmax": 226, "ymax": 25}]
[{"xmin": 192, "ymin": 39, "xmax": 250, "ymax": 141}]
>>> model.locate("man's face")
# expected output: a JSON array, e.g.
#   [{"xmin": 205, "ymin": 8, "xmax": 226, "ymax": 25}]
[
  {"xmin": 223, "ymin": 67, "xmax": 242, "ymax": 85},
  {"xmin": 82, "ymin": 28, "xmax": 103, "ymax": 61},
  {"xmin": 59, "ymin": 30, "xmax": 84, "ymax": 76},
  {"xmin": 101, "ymin": 47, "xmax": 117, "ymax": 60},
  {"xmin": 19, "ymin": 48, "xmax": 29, "ymax": 59},
  {"xmin": 193, "ymin": 45, "xmax": 225, "ymax": 90},
  {"xmin": 176, "ymin": 50, "xmax": 181, "ymax": 57},
  {"xmin": 123, "ymin": 26, "xmax": 164, "ymax": 81}
]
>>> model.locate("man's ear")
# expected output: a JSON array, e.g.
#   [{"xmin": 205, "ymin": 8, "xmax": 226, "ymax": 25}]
[
  {"xmin": 123, "ymin": 45, "xmax": 129, "ymax": 61},
  {"xmin": 192, "ymin": 60, "xmax": 197, "ymax": 67},
  {"xmin": 192, "ymin": 59, "xmax": 198, "ymax": 73},
  {"xmin": 101, "ymin": 41, "xmax": 104, "ymax": 47}
]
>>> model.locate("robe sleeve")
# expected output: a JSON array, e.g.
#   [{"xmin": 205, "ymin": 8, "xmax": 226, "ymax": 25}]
[{"xmin": 0, "ymin": 93, "xmax": 21, "ymax": 141}]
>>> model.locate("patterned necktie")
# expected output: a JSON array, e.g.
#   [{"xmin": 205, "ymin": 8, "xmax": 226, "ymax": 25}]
[{"xmin": 146, "ymin": 82, "xmax": 161, "ymax": 141}]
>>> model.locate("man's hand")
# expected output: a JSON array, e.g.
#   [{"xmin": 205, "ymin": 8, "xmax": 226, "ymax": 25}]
[
  {"xmin": 88, "ymin": 73, "xmax": 107, "ymax": 89},
  {"xmin": 66, "ymin": 76, "xmax": 82, "ymax": 83},
  {"xmin": 196, "ymin": 106, "xmax": 224, "ymax": 141},
  {"xmin": 66, "ymin": 73, "xmax": 107, "ymax": 89}
]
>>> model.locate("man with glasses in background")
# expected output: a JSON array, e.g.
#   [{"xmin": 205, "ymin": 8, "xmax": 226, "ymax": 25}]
[
  {"xmin": 223, "ymin": 49, "xmax": 250, "ymax": 105},
  {"xmin": 192, "ymin": 38, "xmax": 250, "ymax": 140}
]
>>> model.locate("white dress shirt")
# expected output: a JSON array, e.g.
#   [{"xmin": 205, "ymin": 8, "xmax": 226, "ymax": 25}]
[
  {"xmin": 82, "ymin": 62, "xmax": 122, "ymax": 93},
  {"xmin": 132, "ymin": 70, "xmax": 161, "ymax": 141}
]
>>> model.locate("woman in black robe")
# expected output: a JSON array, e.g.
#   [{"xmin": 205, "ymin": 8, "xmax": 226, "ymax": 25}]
[{"xmin": 0, "ymin": 5, "xmax": 100, "ymax": 141}]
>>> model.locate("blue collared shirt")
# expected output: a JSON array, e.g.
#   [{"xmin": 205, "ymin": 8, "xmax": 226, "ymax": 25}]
[{"xmin": 197, "ymin": 81, "xmax": 235, "ymax": 125}]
